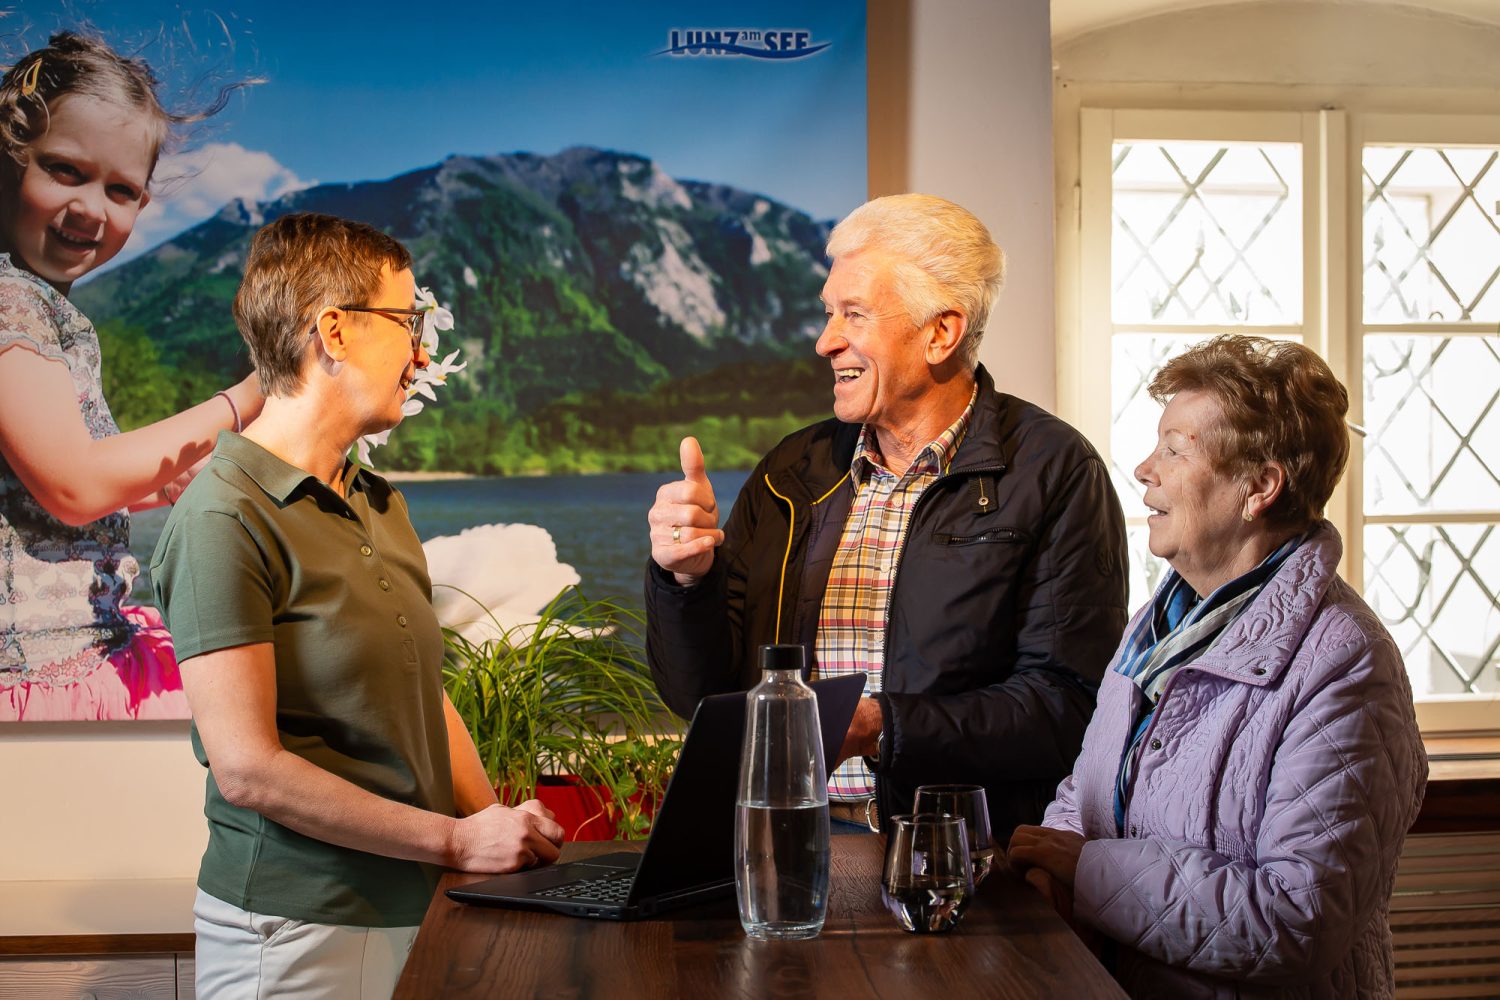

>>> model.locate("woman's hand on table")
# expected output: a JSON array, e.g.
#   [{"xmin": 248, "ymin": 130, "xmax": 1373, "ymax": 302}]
[
  {"xmin": 450, "ymin": 801, "xmax": 566, "ymax": 873},
  {"xmin": 1009, "ymin": 825, "xmax": 1100, "ymax": 947},
  {"xmin": 1022, "ymin": 866, "xmax": 1075, "ymax": 922},
  {"xmin": 1007, "ymin": 824, "xmax": 1085, "ymax": 889},
  {"xmin": 512, "ymin": 798, "xmax": 557, "ymax": 825}
]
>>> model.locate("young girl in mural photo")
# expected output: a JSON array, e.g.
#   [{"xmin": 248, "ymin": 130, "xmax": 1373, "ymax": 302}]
[{"xmin": 0, "ymin": 32, "xmax": 264, "ymax": 721}]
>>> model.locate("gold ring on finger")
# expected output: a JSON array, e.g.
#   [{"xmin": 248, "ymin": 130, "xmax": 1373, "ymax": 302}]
[{"xmin": 672, "ymin": 525, "xmax": 682, "ymax": 543}]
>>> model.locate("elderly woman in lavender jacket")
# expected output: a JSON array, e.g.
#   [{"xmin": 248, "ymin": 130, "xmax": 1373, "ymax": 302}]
[{"xmin": 1008, "ymin": 336, "xmax": 1427, "ymax": 999}]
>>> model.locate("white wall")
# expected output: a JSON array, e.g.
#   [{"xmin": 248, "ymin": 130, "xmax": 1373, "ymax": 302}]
[
  {"xmin": 1056, "ymin": 1, "xmax": 1500, "ymax": 90},
  {"xmin": 0, "ymin": 0, "xmax": 1062, "ymax": 884},
  {"xmin": 0, "ymin": 722, "xmax": 207, "ymax": 881},
  {"xmin": 869, "ymin": 0, "xmax": 1057, "ymax": 407}
]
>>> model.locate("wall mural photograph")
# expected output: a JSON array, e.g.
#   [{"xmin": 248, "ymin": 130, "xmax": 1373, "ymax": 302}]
[{"xmin": 1, "ymin": 0, "xmax": 867, "ymax": 720}]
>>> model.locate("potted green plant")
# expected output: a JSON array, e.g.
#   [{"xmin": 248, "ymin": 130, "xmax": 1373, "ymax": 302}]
[
  {"xmin": 597, "ymin": 732, "xmax": 685, "ymax": 839},
  {"xmin": 440, "ymin": 587, "xmax": 682, "ymax": 840}
]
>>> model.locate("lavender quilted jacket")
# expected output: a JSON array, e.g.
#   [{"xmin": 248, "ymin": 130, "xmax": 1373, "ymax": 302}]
[{"xmin": 1042, "ymin": 522, "xmax": 1427, "ymax": 999}]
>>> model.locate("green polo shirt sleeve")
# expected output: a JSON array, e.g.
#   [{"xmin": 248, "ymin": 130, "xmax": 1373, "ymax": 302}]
[{"xmin": 152, "ymin": 508, "xmax": 275, "ymax": 661}]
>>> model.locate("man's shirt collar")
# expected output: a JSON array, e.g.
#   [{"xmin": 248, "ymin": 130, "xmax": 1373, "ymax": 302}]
[{"xmin": 850, "ymin": 384, "xmax": 978, "ymax": 484}]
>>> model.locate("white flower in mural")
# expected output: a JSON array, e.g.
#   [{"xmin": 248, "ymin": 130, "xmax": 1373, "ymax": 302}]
[
  {"xmin": 355, "ymin": 396, "xmax": 425, "ymax": 466},
  {"xmin": 415, "ymin": 285, "xmax": 455, "ymax": 346},
  {"xmin": 424, "ymin": 523, "xmax": 582, "ymax": 647},
  {"xmin": 355, "ymin": 435, "xmax": 380, "ymax": 467},
  {"xmin": 357, "ymin": 284, "xmax": 464, "ymax": 467},
  {"xmin": 411, "ymin": 350, "xmax": 466, "ymax": 402}
]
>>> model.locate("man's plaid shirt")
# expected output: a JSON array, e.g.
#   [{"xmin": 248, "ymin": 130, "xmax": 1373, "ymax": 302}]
[{"xmin": 814, "ymin": 391, "xmax": 975, "ymax": 801}]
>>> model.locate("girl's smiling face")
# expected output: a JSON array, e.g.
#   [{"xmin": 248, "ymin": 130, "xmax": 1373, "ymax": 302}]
[{"xmin": 1, "ymin": 94, "xmax": 154, "ymax": 294}]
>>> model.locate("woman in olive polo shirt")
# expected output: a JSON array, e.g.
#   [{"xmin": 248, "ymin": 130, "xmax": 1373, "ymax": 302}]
[{"xmin": 152, "ymin": 213, "xmax": 565, "ymax": 999}]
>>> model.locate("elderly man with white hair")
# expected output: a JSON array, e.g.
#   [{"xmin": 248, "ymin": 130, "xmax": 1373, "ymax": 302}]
[{"xmin": 644, "ymin": 194, "xmax": 1128, "ymax": 840}]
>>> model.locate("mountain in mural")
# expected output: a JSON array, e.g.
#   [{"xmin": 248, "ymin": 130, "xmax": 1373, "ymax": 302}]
[{"xmin": 76, "ymin": 146, "xmax": 835, "ymax": 425}]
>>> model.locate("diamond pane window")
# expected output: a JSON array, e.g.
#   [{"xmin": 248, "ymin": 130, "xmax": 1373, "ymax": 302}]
[
  {"xmin": 1085, "ymin": 112, "xmax": 1500, "ymax": 725},
  {"xmin": 1364, "ymin": 335, "xmax": 1500, "ymax": 514},
  {"xmin": 1363, "ymin": 145, "xmax": 1500, "ymax": 323},
  {"xmin": 1109, "ymin": 334, "xmax": 1208, "ymax": 506},
  {"xmin": 1112, "ymin": 141, "xmax": 1302, "ymax": 325},
  {"xmin": 1364, "ymin": 523, "xmax": 1499, "ymax": 696}
]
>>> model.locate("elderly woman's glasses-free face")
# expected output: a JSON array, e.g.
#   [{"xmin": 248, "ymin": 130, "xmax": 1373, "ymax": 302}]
[{"xmin": 338, "ymin": 305, "xmax": 426, "ymax": 357}]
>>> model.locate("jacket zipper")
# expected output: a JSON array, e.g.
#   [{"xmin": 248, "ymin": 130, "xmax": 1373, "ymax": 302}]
[
  {"xmin": 870, "ymin": 463, "xmax": 1004, "ymax": 825},
  {"xmin": 764, "ymin": 470, "xmax": 851, "ymax": 645},
  {"xmin": 763, "ymin": 475, "xmax": 796, "ymax": 645}
]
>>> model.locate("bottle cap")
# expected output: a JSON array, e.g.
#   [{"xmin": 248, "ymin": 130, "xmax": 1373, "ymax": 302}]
[{"xmin": 758, "ymin": 644, "xmax": 805, "ymax": 672}]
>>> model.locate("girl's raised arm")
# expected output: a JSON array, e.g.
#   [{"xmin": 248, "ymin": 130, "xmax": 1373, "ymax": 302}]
[{"xmin": 0, "ymin": 343, "xmax": 261, "ymax": 525}]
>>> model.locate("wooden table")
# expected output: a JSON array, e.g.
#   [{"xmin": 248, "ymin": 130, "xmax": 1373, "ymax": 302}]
[{"xmin": 395, "ymin": 835, "xmax": 1126, "ymax": 999}]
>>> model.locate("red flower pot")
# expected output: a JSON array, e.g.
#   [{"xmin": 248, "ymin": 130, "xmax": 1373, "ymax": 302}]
[{"xmin": 501, "ymin": 775, "xmax": 616, "ymax": 841}]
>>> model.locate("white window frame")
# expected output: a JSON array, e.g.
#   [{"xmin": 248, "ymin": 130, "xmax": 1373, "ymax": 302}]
[
  {"xmin": 1353, "ymin": 112, "xmax": 1500, "ymax": 732},
  {"xmin": 1071, "ymin": 106, "xmax": 1500, "ymax": 733}
]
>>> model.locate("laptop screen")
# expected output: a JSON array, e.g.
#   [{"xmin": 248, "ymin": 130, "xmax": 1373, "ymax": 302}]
[{"xmin": 629, "ymin": 673, "xmax": 865, "ymax": 902}]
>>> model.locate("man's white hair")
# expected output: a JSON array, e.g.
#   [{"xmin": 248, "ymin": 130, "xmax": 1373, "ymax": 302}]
[{"xmin": 825, "ymin": 193, "xmax": 1006, "ymax": 369}]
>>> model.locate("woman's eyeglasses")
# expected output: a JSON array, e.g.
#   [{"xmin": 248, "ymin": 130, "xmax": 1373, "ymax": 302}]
[{"xmin": 339, "ymin": 305, "xmax": 427, "ymax": 355}]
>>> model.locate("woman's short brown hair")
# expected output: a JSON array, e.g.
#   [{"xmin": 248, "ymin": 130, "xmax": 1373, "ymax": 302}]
[
  {"xmin": 233, "ymin": 213, "xmax": 413, "ymax": 396},
  {"xmin": 1148, "ymin": 335, "xmax": 1350, "ymax": 532}
]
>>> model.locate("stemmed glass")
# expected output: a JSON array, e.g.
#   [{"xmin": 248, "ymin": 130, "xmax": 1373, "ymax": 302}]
[
  {"xmin": 914, "ymin": 783, "xmax": 994, "ymax": 885},
  {"xmin": 881, "ymin": 813, "xmax": 973, "ymax": 933}
]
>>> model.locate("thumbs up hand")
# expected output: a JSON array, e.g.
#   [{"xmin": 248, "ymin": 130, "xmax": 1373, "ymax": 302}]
[{"xmin": 649, "ymin": 436, "xmax": 724, "ymax": 586}]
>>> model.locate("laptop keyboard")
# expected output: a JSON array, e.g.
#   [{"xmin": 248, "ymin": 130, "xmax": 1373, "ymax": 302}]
[{"xmin": 535, "ymin": 873, "xmax": 635, "ymax": 903}]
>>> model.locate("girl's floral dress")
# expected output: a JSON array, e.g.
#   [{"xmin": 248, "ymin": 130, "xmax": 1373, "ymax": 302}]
[{"xmin": 0, "ymin": 254, "xmax": 183, "ymax": 721}]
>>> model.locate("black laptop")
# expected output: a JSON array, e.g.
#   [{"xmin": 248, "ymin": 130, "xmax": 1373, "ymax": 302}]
[{"xmin": 445, "ymin": 672, "xmax": 866, "ymax": 920}]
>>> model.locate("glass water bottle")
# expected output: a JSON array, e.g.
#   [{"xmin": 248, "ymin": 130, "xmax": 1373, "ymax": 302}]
[{"xmin": 734, "ymin": 644, "xmax": 831, "ymax": 940}]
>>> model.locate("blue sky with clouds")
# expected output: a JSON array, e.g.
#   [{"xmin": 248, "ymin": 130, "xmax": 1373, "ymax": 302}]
[{"xmin": 4, "ymin": 1, "xmax": 866, "ymax": 264}]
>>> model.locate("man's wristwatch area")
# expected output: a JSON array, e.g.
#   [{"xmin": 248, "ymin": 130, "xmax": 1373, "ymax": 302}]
[
  {"xmin": 862, "ymin": 728, "xmax": 884, "ymax": 773},
  {"xmin": 827, "ymin": 797, "xmax": 880, "ymax": 832}
]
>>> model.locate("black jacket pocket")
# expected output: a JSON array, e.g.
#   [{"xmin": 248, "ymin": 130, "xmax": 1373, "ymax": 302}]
[{"xmin": 932, "ymin": 527, "xmax": 1029, "ymax": 545}]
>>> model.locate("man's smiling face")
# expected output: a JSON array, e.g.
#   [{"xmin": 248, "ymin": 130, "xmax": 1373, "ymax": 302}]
[{"xmin": 815, "ymin": 251, "xmax": 937, "ymax": 436}]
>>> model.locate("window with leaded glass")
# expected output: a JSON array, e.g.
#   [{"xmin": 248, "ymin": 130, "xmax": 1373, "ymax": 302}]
[
  {"xmin": 1109, "ymin": 137, "xmax": 1304, "ymax": 609},
  {"xmin": 1361, "ymin": 143, "xmax": 1500, "ymax": 698},
  {"xmin": 1078, "ymin": 109, "xmax": 1500, "ymax": 727}
]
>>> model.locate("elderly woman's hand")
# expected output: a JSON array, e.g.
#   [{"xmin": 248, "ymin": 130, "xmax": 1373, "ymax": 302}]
[
  {"xmin": 1023, "ymin": 866, "xmax": 1073, "ymax": 921},
  {"xmin": 1007, "ymin": 825, "xmax": 1086, "ymax": 888},
  {"xmin": 1009, "ymin": 825, "xmax": 1096, "ymax": 945}
]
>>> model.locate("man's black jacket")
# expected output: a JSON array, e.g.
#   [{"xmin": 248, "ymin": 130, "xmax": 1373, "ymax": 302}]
[{"xmin": 645, "ymin": 366, "xmax": 1129, "ymax": 839}]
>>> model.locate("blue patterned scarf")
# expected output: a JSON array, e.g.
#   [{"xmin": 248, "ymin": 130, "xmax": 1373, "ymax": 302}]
[{"xmin": 1112, "ymin": 534, "xmax": 1303, "ymax": 834}]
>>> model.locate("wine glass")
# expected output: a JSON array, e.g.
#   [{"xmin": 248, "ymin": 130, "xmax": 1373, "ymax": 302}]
[
  {"xmin": 914, "ymin": 783, "xmax": 994, "ymax": 885},
  {"xmin": 881, "ymin": 813, "xmax": 973, "ymax": 933}
]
